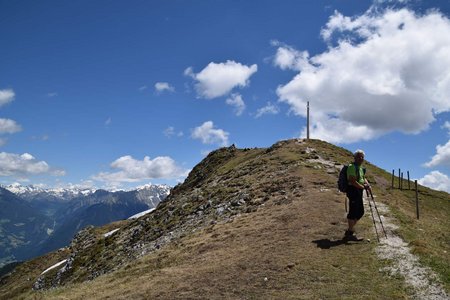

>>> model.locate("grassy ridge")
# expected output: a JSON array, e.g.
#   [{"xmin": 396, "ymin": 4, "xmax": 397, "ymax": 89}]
[{"xmin": 1, "ymin": 139, "xmax": 448, "ymax": 299}]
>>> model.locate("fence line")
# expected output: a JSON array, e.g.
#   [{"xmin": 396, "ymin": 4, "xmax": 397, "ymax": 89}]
[{"xmin": 390, "ymin": 168, "xmax": 419, "ymax": 219}]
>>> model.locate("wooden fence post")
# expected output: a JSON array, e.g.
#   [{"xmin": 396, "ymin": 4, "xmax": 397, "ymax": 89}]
[
  {"xmin": 401, "ymin": 172, "xmax": 404, "ymax": 190},
  {"xmin": 415, "ymin": 180, "xmax": 419, "ymax": 219},
  {"xmin": 398, "ymin": 169, "xmax": 401, "ymax": 189},
  {"xmin": 407, "ymin": 171, "xmax": 410, "ymax": 190},
  {"xmin": 392, "ymin": 169, "xmax": 395, "ymax": 188}
]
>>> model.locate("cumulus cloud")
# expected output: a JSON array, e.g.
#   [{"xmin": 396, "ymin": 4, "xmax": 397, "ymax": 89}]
[
  {"xmin": 0, "ymin": 89, "xmax": 15, "ymax": 107},
  {"xmin": 0, "ymin": 118, "xmax": 22, "ymax": 134},
  {"xmin": 93, "ymin": 155, "xmax": 187, "ymax": 184},
  {"xmin": 255, "ymin": 102, "xmax": 280, "ymax": 118},
  {"xmin": 424, "ymin": 140, "xmax": 450, "ymax": 168},
  {"xmin": 418, "ymin": 170, "xmax": 450, "ymax": 193},
  {"xmin": 191, "ymin": 121, "xmax": 229, "ymax": 146},
  {"xmin": 0, "ymin": 90, "xmax": 21, "ymax": 146},
  {"xmin": 185, "ymin": 60, "xmax": 257, "ymax": 99},
  {"xmin": 0, "ymin": 152, "xmax": 65, "ymax": 177},
  {"xmin": 273, "ymin": 43, "xmax": 310, "ymax": 72},
  {"xmin": 226, "ymin": 93, "xmax": 246, "ymax": 116},
  {"xmin": 275, "ymin": 8, "xmax": 450, "ymax": 143},
  {"xmin": 155, "ymin": 82, "xmax": 175, "ymax": 93}
]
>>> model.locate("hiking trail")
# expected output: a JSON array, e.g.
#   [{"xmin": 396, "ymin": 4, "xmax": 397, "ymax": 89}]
[
  {"xmin": 309, "ymin": 148, "xmax": 448, "ymax": 299},
  {"xmin": 363, "ymin": 195, "xmax": 449, "ymax": 300}
]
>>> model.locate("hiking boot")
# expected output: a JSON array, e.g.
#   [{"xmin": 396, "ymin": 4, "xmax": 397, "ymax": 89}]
[
  {"xmin": 346, "ymin": 234, "xmax": 364, "ymax": 241},
  {"xmin": 344, "ymin": 230, "xmax": 354, "ymax": 237},
  {"xmin": 344, "ymin": 230, "xmax": 363, "ymax": 241}
]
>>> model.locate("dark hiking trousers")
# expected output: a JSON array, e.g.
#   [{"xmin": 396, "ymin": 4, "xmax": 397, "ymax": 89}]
[{"xmin": 346, "ymin": 186, "xmax": 364, "ymax": 220}]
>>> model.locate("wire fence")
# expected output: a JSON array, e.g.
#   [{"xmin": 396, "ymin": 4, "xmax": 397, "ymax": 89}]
[{"xmin": 391, "ymin": 168, "xmax": 420, "ymax": 219}]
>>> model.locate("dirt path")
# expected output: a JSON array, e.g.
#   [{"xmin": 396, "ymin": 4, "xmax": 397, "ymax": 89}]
[
  {"xmin": 309, "ymin": 150, "xmax": 448, "ymax": 299},
  {"xmin": 363, "ymin": 195, "xmax": 449, "ymax": 299}
]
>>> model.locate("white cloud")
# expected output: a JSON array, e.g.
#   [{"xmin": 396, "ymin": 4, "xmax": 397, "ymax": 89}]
[
  {"xmin": 186, "ymin": 60, "xmax": 257, "ymax": 99},
  {"xmin": 0, "ymin": 89, "xmax": 15, "ymax": 107},
  {"xmin": 225, "ymin": 93, "xmax": 246, "ymax": 116},
  {"xmin": 0, "ymin": 152, "xmax": 65, "ymax": 177},
  {"xmin": 64, "ymin": 180, "xmax": 96, "ymax": 190},
  {"xmin": 273, "ymin": 44, "xmax": 310, "ymax": 72},
  {"xmin": 138, "ymin": 85, "xmax": 148, "ymax": 91},
  {"xmin": 0, "ymin": 118, "xmax": 22, "ymax": 134},
  {"xmin": 191, "ymin": 121, "xmax": 229, "ymax": 146},
  {"xmin": 163, "ymin": 126, "xmax": 183, "ymax": 138},
  {"xmin": 276, "ymin": 8, "xmax": 450, "ymax": 143},
  {"xmin": 93, "ymin": 155, "xmax": 187, "ymax": 184},
  {"xmin": 105, "ymin": 117, "xmax": 112, "ymax": 127},
  {"xmin": 155, "ymin": 82, "xmax": 175, "ymax": 93},
  {"xmin": 0, "ymin": 90, "xmax": 21, "ymax": 144},
  {"xmin": 164, "ymin": 126, "xmax": 175, "ymax": 137},
  {"xmin": 424, "ymin": 140, "xmax": 450, "ymax": 168},
  {"xmin": 255, "ymin": 102, "xmax": 280, "ymax": 118},
  {"xmin": 418, "ymin": 170, "xmax": 450, "ymax": 193}
]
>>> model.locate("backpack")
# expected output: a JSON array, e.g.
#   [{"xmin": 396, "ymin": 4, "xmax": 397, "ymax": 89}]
[
  {"xmin": 338, "ymin": 164, "xmax": 366, "ymax": 192},
  {"xmin": 337, "ymin": 165, "xmax": 349, "ymax": 192}
]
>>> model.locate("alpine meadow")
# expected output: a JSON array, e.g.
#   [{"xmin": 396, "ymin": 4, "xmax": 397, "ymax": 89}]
[{"xmin": 1, "ymin": 1, "xmax": 450, "ymax": 299}]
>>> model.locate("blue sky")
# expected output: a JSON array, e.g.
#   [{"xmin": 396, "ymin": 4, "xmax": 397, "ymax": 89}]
[{"xmin": 1, "ymin": 0, "xmax": 450, "ymax": 192}]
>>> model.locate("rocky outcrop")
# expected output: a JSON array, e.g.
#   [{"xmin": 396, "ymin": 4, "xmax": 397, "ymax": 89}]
[{"xmin": 33, "ymin": 139, "xmax": 351, "ymax": 290}]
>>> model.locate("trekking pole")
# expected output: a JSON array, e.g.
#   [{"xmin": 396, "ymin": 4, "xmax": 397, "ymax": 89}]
[
  {"xmin": 368, "ymin": 189, "xmax": 388, "ymax": 238},
  {"xmin": 365, "ymin": 188, "xmax": 380, "ymax": 242}
]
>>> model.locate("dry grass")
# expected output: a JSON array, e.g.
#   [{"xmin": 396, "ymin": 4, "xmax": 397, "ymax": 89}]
[
  {"xmin": 3, "ymin": 139, "xmax": 448, "ymax": 299},
  {"xmin": 37, "ymin": 166, "xmax": 409, "ymax": 299}
]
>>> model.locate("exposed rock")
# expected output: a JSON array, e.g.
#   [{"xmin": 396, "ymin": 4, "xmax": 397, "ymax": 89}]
[{"xmin": 31, "ymin": 140, "xmax": 358, "ymax": 290}]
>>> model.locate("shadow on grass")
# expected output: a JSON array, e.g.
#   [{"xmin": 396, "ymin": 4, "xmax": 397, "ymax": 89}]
[{"xmin": 312, "ymin": 238, "xmax": 350, "ymax": 249}]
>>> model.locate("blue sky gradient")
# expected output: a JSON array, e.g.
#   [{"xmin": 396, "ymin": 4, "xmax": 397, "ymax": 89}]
[{"xmin": 1, "ymin": 0, "xmax": 450, "ymax": 192}]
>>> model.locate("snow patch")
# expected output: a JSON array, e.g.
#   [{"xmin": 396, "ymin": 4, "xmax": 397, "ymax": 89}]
[
  {"xmin": 128, "ymin": 208, "xmax": 156, "ymax": 219},
  {"xmin": 104, "ymin": 228, "xmax": 120, "ymax": 238},
  {"xmin": 41, "ymin": 259, "xmax": 67, "ymax": 275}
]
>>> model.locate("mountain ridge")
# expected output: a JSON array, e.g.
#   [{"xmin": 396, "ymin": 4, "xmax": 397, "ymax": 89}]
[
  {"xmin": 1, "ymin": 139, "xmax": 448, "ymax": 299},
  {"xmin": 0, "ymin": 183, "xmax": 170, "ymax": 268}
]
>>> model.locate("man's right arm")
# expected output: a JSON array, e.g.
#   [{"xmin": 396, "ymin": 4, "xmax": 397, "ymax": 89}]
[{"xmin": 349, "ymin": 175, "xmax": 365, "ymax": 189}]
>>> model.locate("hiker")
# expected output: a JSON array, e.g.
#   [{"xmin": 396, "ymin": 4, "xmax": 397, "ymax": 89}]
[{"xmin": 345, "ymin": 149, "xmax": 371, "ymax": 241}]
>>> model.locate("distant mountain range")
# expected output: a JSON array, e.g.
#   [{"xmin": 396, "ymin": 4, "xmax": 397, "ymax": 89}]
[{"xmin": 0, "ymin": 184, "xmax": 170, "ymax": 267}]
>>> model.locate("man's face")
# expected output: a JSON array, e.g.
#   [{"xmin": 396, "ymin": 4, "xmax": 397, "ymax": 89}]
[{"xmin": 355, "ymin": 153, "xmax": 364, "ymax": 165}]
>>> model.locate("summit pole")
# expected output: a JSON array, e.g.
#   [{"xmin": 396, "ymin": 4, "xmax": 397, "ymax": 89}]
[{"xmin": 307, "ymin": 101, "xmax": 310, "ymax": 140}]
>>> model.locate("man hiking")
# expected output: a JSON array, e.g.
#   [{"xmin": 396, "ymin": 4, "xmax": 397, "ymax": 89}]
[{"xmin": 345, "ymin": 149, "xmax": 371, "ymax": 241}]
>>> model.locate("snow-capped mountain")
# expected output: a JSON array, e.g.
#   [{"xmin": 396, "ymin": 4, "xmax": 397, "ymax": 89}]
[
  {"xmin": 135, "ymin": 183, "xmax": 171, "ymax": 207},
  {"xmin": 0, "ymin": 182, "xmax": 172, "ymax": 267},
  {"xmin": 3, "ymin": 183, "xmax": 96, "ymax": 202}
]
